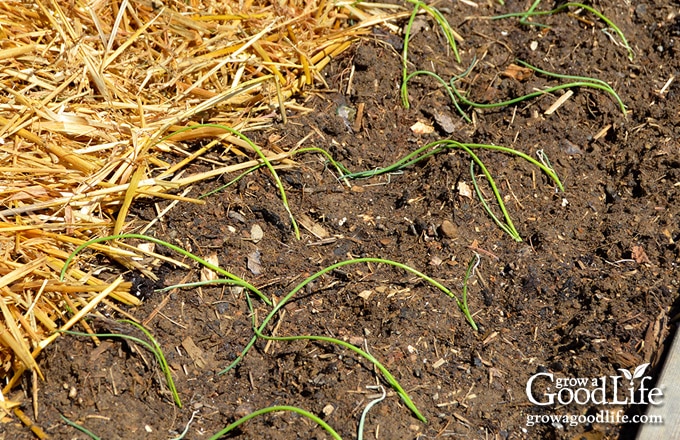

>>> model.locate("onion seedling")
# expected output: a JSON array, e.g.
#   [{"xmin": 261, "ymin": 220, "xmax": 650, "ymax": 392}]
[{"xmin": 208, "ymin": 405, "xmax": 342, "ymax": 440}]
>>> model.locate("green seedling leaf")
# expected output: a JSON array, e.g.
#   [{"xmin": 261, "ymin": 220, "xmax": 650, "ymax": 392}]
[
  {"xmin": 513, "ymin": 60, "xmax": 627, "ymax": 114},
  {"xmin": 61, "ymin": 414, "xmax": 101, "ymax": 440},
  {"xmin": 493, "ymin": 2, "xmax": 633, "ymax": 60},
  {"xmin": 200, "ymin": 146, "xmax": 352, "ymax": 198},
  {"xmin": 401, "ymin": 0, "xmax": 461, "ymax": 108},
  {"xmin": 462, "ymin": 253, "xmax": 481, "ymax": 321},
  {"xmin": 161, "ymin": 124, "xmax": 300, "ymax": 239},
  {"xmin": 340, "ymin": 139, "xmax": 562, "ymax": 240},
  {"xmin": 449, "ymin": 66, "xmax": 626, "ymax": 116},
  {"xmin": 465, "ymin": 148, "xmax": 521, "ymax": 241},
  {"xmin": 61, "ymin": 324, "xmax": 181, "ymax": 408},
  {"xmin": 222, "ymin": 257, "xmax": 478, "ymax": 424},
  {"xmin": 209, "ymin": 405, "xmax": 342, "ymax": 440},
  {"xmin": 469, "ymin": 160, "xmax": 519, "ymax": 241},
  {"xmin": 60, "ymin": 233, "xmax": 271, "ymax": 306},
  {"xmin": 252, "ymin": 331, "xmax": 427, "ymax": 424},
  {"xmin": 121, "ymin": 319, "xmax": 180, "ymax": 407},
  {"xmin": 402, "ymin": 59, "xmax": 624, "ymax": 122},
  {"xmin": 199, "ymin": 163, "xmax": 266, "ymax": 199}
]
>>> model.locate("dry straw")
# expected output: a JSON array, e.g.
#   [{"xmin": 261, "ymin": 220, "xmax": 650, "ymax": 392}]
[{"xmin": 0, "ymin": 0, "xmax": 404, "ymax": 421}]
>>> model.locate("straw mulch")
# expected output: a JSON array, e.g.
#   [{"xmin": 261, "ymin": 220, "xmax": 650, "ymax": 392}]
[{"xmin": 0, "ymin": 0, "xmax": 404, "ymax": 420}]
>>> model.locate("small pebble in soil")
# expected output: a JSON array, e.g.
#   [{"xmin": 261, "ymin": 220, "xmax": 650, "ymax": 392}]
[
  {"xmin": 250, "ymin": 223, "xmax": 263, "ymax": 243},
  {"xmin": 247, "ymin": 250, "xmax": 262, "ymax": 275},
  {"xmin": 322, "ymin": 403, "xmax": 335, "ymax": 417},
  {"xmin": 433, "ymin": 110, "xmax": 457, "ymax": 134},
  {"xmin": 439, "ymin": 220, "xmax": 457, "ymax": 239},
  {"xmin": 228, "ymin": 210, "xmax": 246, "ymax": 223}
]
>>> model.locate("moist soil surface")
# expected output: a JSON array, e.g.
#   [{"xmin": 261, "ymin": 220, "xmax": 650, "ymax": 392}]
[{"xmin": 5, "ymin": 1, "xmax": 680, "ymax": 439}]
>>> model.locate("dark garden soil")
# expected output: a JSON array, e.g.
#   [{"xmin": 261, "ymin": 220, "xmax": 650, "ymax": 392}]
[{"xmin": 4, "ymin": 1, "xmax": 680, "ymax": 439}]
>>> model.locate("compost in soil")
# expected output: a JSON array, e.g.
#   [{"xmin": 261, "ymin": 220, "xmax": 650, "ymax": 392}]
[{"xmin": 7, "ymin": 1, "xmax": 680, "ymax": 439}]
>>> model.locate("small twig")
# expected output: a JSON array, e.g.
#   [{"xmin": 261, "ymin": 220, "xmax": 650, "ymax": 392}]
[
  {"xmin": 263, "ymin": 309, "xmax": 286, "ymax": 354},
  {"xmin": 467, "ymin": 242, "xmax": 499, "ymax": 261}
]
